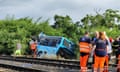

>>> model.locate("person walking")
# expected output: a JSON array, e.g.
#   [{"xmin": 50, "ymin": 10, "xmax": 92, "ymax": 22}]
[
  {"xmin": 93, "ymin": 32, "xmax": 108, "ymax": 72},
  {"xmin": 79, "ymin": 31, "xmax": 92, "ymax": 72}
]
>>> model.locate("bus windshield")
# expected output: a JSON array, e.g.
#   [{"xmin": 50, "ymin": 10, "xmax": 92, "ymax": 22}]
[{"xmin": 39, "ymin": 37, "xmax": 61, "ymax": 47}]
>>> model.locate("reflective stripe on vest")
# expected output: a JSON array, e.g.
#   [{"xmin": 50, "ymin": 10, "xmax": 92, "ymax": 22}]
[{"xmin": 79, "ymin": 42, "xmax": 90, "ymax": 53}]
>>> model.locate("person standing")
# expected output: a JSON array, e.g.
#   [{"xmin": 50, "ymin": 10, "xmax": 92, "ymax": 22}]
[
  {"xmin": 115, "ymin": 37, "xmax": 120, "ymax": 72},
  {"xmin": 91, "ymin": 31, "xmax": 99, "ymax": 67},
  {"xmin": 15, "ymin": 40, "xmax": 22, "ymax": 56},
  {"xmin": 79, "ymin": 31, "xmax": 92, "ymax": 72},
  {"xmin": 93, "ymin": 32, "xmax": 108, "ymax": 72},
  {"xmin": 117, "ymin": 54, "xmax": 120, "ymax": 72},
  {"xmin": 103, "ymin": 32, "xmax": 112, "ymax": 72},
  {"xmin": 29, "ymin": 39, "xmax": 37, "ymax": 58},
  {"xmin": 113, "ymin": 37, "xmax": 120, "ymax": 72}
]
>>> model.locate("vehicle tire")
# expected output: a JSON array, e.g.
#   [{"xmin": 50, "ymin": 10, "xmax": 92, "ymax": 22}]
[
  {"xmin": 57, "ymin": 48, "xmax": 75, "ymax": 59},
  {"xmin": 56, "ymin": 48, "xmax": 64, "ymax": 59},
  {"xmin": 56, "ymin": 48, "xmax": 69, "ymax": 59},
  {"xmin": 37, "ymin": 51, "xmax": 43, "ymax": 57}
]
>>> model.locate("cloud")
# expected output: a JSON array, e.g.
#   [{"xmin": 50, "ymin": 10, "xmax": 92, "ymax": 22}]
[{"xmin": 0, "ymin": 0, "xmax": 120, "ymax": 24}]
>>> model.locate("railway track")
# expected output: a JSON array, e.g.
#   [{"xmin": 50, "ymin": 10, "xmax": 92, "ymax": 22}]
[
  {"xmin": 0, "ymin": 56, "xmax": 81, "ymax": 72},
  {"xmin": 0, "ymin": 62, "xmax": 46, "ymax": 72},
  {"xmin": 0, "ymin": 56, "xmax": 80, "ymax": 69},
  {"xmin": 0, "ymin": 56, "xmax": 118, "ymax": 72}
]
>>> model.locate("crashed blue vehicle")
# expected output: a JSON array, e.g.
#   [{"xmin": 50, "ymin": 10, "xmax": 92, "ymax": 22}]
[{"xmin": 36, "ymin": 32, "xmax": 76, "ymax": 59}]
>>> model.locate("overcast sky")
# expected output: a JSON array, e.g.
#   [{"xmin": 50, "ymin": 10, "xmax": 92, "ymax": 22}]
[{"xmin": 0, "ymin": 0, "xmax": 120, "ymax": 24}]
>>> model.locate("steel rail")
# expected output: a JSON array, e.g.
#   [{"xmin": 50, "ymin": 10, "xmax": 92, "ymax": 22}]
[
  {"xmin": 0, "ymin": 62, "xmax": 47, "ymax": 72},
  {"xmin": 0, "ymin": 56, "xmax": 117, "ymax": 70},
  {"xmin": 0, "ymin": 56, "xmax": 80, "ymax": 70}
]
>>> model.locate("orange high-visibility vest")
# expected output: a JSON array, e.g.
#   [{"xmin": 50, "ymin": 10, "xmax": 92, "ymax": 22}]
[
  {"xmin": 79, "ymin": 42, "xmax": 91, "ymax": 53},
  {"xmin": 30, "ymin": 43, "xmax": 37, "ymax": 50}
]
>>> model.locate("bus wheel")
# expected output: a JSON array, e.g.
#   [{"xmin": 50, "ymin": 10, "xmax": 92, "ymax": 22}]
[{"xmin": 37, "ymin": 51, "xmax": 43, "ymax": 58}]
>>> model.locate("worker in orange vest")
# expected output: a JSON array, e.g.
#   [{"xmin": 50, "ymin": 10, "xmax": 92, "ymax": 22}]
[
  {"xmin": 30, "ymin": 39, "xmax": 37, "ymax": 58},
  {"xmin": 79, "ymin": 31, "xmax": 92, "ymax": 72},
  {"xmin": 117, "ymin": 55, "xmax": 120, "ymax": 72},
  {"xmin": 93, "ymin": 32, "xmax": 108, "ymax": 72}
]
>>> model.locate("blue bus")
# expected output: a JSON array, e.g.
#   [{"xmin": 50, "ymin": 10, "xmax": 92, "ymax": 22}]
[{"xmin": 36, "ymin": 33, "xmax": 76, "ymax": 59}]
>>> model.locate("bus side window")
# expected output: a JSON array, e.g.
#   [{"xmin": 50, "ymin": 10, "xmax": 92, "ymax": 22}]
[{"xmin": 57, "ymin": 38, "xmax": 61, "ymax": 44}]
